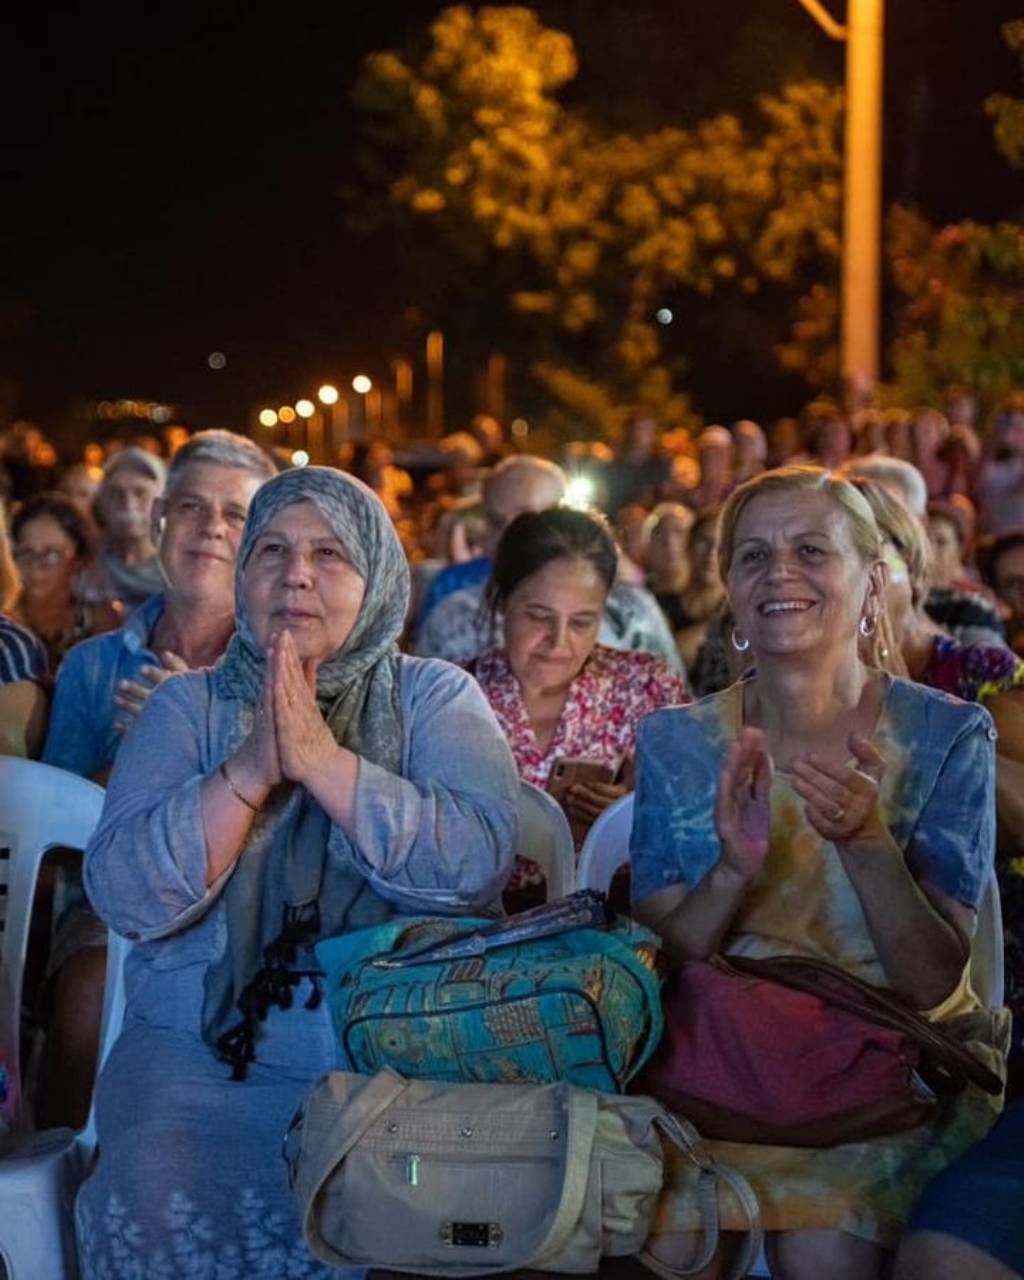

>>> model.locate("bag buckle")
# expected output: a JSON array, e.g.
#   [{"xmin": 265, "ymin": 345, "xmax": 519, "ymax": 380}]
[{"xmin": 440, "ymin": 1222, "xmax": 505, "ymax": 1249}]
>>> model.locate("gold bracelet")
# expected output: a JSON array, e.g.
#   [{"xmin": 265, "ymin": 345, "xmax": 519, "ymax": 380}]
[{"xmin": 219, "ymin": 761, "xmax": 262, "ymax": 813}]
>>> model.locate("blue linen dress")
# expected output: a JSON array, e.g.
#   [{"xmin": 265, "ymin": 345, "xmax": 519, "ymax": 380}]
[
  {"xmin": 631, "ymin": 676, "xmax": 1009, "ymax": 1245},
  {"xmin": 75, "ymin": 655, "xmax": 518, "ymax": 1279}
]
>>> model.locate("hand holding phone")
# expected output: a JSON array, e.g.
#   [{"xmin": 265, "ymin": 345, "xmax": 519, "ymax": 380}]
[{"xmin": 546, "ymin": 757, "xmax": 623, "ymax": 846}]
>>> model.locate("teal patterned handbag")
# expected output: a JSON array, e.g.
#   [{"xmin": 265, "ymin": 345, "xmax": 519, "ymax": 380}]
[{"xmin": 315, "ymin": 893, "xmax": 664, "ymax": 1093}]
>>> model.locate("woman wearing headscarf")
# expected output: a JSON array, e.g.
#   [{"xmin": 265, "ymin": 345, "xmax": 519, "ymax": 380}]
[{"xmin": 76, "ymin": 467, "xmax": 518, "ymax": 1277}]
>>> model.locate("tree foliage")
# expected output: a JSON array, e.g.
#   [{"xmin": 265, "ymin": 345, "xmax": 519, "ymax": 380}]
[
  {"xmin": 881, "ymin": 19, "xmax": 1024, "ymax": 412},
  {"xmin": 354, "ymin": 6, "xmax": 842, "ymax": 433}
]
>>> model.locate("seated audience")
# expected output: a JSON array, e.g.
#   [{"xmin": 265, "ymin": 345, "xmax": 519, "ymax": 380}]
[
  {"xmin": 12, "ymin": 491, "xmax": 119, "ymax": 672},
  {"xmin": 416, "ymin": 454, "xmax": 565, "ymax": 630},
  {"xmin": 894, "ymin": 1104, "xmax": 1024, "ymax": 1280},
  {"xmin": 687, "ymin": 426, "xmax": 735, "ymax": 510},
  {"xmin": 644, "ymin": 502, "xmax": 694, "ymax": 621},
  {"xmin": 982, "ymin": 529, "xmax": 1024, "ymax": 656},
  {"xmin": 632, "ymin": 465, "xmax": 1007, "ymax": 1278},
  {"xmin": 0, "ymin": 503, "xmax": 48, "ymax": 755},
  {"xmin": 802, "ymin": 399, "xmax": 852, "ymax": 469},
  {"xmin": 90, "ymin": 447, "xmax": 166, "ymax": 607},
  {"xmin": 417, "ymin": 456, "xmax": 683, "ymax": 673},
  {"xmin": 731, "ymin": 419, "xmax": 767, "ymax": 484},
  {"xmin": 855, "ymin": 478, "xmax": 1024, "ymax": 1094},
  {"xmin": 472, "ymin": 507, "xmax": 687, "ymax": 891},
  {"xmin": 661, "ymin": 507, "xmax": 726, "ymax": 673},
  {"xmin": 603, "ymin": 410, "xmax": 671, "ymax": 515},
  {"xmin": 977, "ymin": 395, "xmax": 1024, "ymax": 537},
  {"xmin": 56, "ymin": 460, "xmax": 104, "ymax": 514},
  {"xmin": 75, "ymin": 465, "xmax": 517, "ymax": 1274},
  {"xmin": 926, "ymin": 496, "xmax": 982, "ymax": 592}
]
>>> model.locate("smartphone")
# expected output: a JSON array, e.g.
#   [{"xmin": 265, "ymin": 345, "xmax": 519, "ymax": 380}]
[
  {"xmin": 546, "ymin": 758, "xmax": 617, "ymax": 847},
  {"xmin": 545, "ymin": 757, "xmax": 616, "ymax": 802}
]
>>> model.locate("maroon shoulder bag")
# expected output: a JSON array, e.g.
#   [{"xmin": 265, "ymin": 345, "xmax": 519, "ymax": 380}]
[{"xmin": 635, "ymin": 954, "xmax": 1002, "ymax": 1147}]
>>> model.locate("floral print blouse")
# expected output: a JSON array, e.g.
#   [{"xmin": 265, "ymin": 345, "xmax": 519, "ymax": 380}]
[{"xmin": 472, "ymin": 644, "xmax": 688, "ymax": 786}]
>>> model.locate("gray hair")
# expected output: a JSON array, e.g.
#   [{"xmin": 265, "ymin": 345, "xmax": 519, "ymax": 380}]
[
  {"xmin": 481, "ymin": 454, "xmax": 566, "ymax": 509},
  {"xmin": 843, "ymin": 454, "xmax": 928, "ymax": 519},
  {"xmin": 165, "ymin": 429, "xmax": 276, "ymax": 497}
]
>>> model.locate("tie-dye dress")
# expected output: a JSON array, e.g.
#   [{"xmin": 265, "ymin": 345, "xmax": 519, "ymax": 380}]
[{"xmin": 631, "ymin": 676, "xmax": 1009, "ymax": 1246}]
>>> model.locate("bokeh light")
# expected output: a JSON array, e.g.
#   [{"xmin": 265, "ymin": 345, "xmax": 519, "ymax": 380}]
[
  {"xmin": 278, "ymin": 405, "xmax": 297, "ymax": 424},
  {"xmin": 352, "ymin": 374, "xmax": 373, "ymax": 395},
  {"xmin": 258, "ymin": 408, "xmax": 278, "ymax": 428},
  {"xmin": 295, "ymin": 398, "xmax": 315, "ymax": 418},
  {"xmin": 291, "ymin": 449, "xmax": 310, "ymax": 467},
  {"xmin": 317, "ymin": 384, "xmax": 339, "ymax": 405}
]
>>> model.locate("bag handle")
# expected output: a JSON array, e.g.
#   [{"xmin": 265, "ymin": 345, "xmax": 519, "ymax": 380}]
[
  {"xmin": 638, "ymin": 1108, "xmax": 763, "ymax": 1280},
  {"xmin": 529, "ymin": 1087, "xmax": 601, "ymax": 1265},
  {"xmin": 297, "ymin": 1069, "xmax": 413, "ymax": 1270}
]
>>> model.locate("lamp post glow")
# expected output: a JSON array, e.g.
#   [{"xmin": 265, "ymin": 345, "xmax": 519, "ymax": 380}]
[
  {"xmin": 352, "ymin": 375, "xmax": 373, "ymax": 440},
  {"xmin": 318, "ymin": 385, "xmax": 340, "ymax": 461},
  {"xmin": 796, "ymin": 0, "xmax": 884, "ymax": 399}
]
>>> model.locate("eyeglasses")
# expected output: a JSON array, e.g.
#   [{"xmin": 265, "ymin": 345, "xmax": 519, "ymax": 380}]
[{"xmin": 13, "ymin": 547, "xmax": 73, "ymax": 567}]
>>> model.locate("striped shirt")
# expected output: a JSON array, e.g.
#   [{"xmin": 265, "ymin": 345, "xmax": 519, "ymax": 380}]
[{"xmin": 0, "ymin": 614, "xmax": 47, "ymax": 684}]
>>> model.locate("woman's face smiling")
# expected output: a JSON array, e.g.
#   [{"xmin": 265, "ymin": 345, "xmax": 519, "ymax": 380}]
[
  {"xmin": 728, "ymin": 489, "xmax": 877, "ymax": 658},
  {"xmin": 242, "ymin": 499, "xmax": 366, "ymax": 663}
]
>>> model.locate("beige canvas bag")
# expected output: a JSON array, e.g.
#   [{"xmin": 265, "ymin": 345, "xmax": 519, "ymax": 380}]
[{"xmin": 286, "ymin": 1069, "xmax": 761, "ymax": 1278}]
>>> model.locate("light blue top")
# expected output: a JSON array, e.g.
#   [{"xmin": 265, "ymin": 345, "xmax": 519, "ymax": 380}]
[
  {"xmin": 631, "ymin": 675, "xmax": 997, "ymax": 910},
  {"xmin": 43, "ymin": 592, "xmax": 165, "ymax": 778},
  {"xmin": 416, "ymin": 553, "xmax": 491, "ymax": 633}
]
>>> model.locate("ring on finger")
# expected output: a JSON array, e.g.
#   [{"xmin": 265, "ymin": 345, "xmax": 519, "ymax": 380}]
[{"xmin": 831, "ymin": 802, "xmax": 845, "ymax": 822}]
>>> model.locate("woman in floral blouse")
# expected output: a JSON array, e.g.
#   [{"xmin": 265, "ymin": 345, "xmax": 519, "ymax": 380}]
[{"xmin": 472, "ymin": 507, "xmax": 688, "ymax": 893}]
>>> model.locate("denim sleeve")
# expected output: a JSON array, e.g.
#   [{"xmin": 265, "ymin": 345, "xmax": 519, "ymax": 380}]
[
  {"xmin": 41, "ymin": 642, "xmax": 105, "ymax": 778},
  {"xmin": 905, "ymin": 702, "xmax": 997, "ymax": 909},
  {"xmin": 336, "ymin": 658, "xmax": 519, "ymax": 914},
  {"xmin": 630, "ymin": 706, "xmax": 724, "ymax": 903}
]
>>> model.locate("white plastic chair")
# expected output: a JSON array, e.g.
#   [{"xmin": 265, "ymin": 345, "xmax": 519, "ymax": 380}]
[
  {"xmin": 0, "ymin": 758, "xmax": 107, "ymax": 1280},
  {"xmin": 576, "ymin": 792, "xmax": 635, "ymax": 893},
  {"xmin": 516, "ymin": 781, "xmax": 576, "ymax": 900}
]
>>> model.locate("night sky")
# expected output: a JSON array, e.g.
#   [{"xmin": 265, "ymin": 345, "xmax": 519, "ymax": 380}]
[{"xmin": 5, "ymin": 0, "xmax": 1023, "ymax": 443}]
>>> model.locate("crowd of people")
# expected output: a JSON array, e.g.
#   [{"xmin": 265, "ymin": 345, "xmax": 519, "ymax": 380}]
[{"xmin": 0, "ymin": 388, "xmax": 1022, "ymax": 1278}]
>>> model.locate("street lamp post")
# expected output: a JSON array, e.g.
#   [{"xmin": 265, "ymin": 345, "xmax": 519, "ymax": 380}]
[
  {"xmin": 318, "ymin": 384, "xmax": 339, "ymax": 464},
  {"xmin": 797, "ymin": 0, "xmax": 884, "ymax": 401}
]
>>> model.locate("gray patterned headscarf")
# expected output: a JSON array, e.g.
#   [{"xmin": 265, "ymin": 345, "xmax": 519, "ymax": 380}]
[{"xmin": 206, "ymin": 466, "xmax": 411, "ymax": 1077}]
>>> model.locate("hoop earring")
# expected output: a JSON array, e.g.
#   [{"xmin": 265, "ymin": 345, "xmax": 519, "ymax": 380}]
[
  {"xmin": 859, "ymin": 615, "xmax": 877, "ymax": 638},
  {"xmin": 731, "ymin": 628, "xmax": 750, "ymax": 653}
]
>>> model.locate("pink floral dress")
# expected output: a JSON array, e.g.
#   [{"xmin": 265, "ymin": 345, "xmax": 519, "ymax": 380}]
[{"xmin": 472, "ymin": 645, "xmax": 689, "ymax": 890}]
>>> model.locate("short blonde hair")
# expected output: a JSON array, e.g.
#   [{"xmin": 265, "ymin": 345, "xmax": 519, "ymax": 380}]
[{"xmin": 718, "ymin": 465, "xmax": 883, "ymax": 581}]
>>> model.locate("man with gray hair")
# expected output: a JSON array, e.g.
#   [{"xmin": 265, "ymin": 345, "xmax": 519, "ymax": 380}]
[
  {"xmin": 45, "ymin": 429, "xmax": 275, "ymax": 780},
  {"xmin": 417, "ymin": 453, "xmax": 683, "ymax": 672},
  {"xmin": 37, "ymin": 429, "xmax": 276, "ymax": 1129}
]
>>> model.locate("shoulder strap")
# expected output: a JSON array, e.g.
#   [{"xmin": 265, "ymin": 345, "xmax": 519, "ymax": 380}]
[
  {"xmin": 295, "ymin": 1069, "xmax": 411, "ymax": 1270},
  {"xmin": 638, "ymin": 1108, "xmax": 762, "ymax": 1280},
  {"xmin": 724, "ymin": 954, "xmax": 1002, "ymax": 1095}
]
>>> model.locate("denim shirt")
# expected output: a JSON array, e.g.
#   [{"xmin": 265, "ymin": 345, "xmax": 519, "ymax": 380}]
[{"xmin": 42, "ymin": 593, "xmax": 165, "ymax": 779}]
